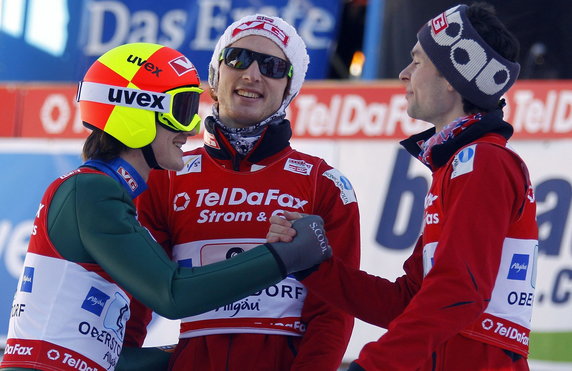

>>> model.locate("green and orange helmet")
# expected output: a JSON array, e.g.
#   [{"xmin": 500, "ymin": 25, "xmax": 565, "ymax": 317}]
[{"xmin": 77, "ymin": 42, "xmax": 203, "ymax": 148}]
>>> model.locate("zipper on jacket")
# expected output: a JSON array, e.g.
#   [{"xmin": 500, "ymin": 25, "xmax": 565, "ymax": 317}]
[{"xmin": 232, "ymin": 155, "xmax": 241, "ymax": 171}]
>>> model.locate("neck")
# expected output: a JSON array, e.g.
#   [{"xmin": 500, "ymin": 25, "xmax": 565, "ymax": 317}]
[
  {"xmin": 120, "ymin": 149, "xmax": 151, "ymax": 181},
  {"xmin": 433, "ymin": 106, "xmax": 468, "ymax": 132}
]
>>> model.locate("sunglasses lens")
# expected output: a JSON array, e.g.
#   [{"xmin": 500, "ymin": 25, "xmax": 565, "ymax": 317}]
[
  {"xmin": 223, "ymin": 48, "xmax": 253, "ymax": 70},
  {"xmin": 223, "ymin": 48, "xmax": 290, "ymax": 79},
  {"xmin": 172, "ymin": 90, "xmax": 200, "ymax": 128},
  {"xmin": 259, "ymin": 55, "xmax": 288, "ymax": 78}
]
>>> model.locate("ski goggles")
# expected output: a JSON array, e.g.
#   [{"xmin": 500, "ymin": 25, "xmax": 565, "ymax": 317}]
[
  {"xmin": 220, "ymin": 47, "xmax": 293, "ymax": 79},
  {"xmin": 77, "ymin": 81, "xmax": 203, "ymax": 132}
]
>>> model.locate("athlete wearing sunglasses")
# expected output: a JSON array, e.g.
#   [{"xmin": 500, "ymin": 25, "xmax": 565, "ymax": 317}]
[
  {"xmin": 220, "ymin": 47, "xmax": 293, "ymax": 79},
  {"xmin": 131, "ymin": 15, "xmax": 360, "ymax": 371}
]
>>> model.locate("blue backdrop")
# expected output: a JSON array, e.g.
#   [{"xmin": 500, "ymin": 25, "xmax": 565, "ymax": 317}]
[
  {"xmin": 0, "ymin": 150, "xmax": 82, "ymax": 340},
  {"xmin": 0, "ymin": 0, "xmax": 341, "ymax": 82}
]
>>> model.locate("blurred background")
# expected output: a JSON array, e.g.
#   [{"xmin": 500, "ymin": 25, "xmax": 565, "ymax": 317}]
[
  {"xmin": 1, "ymin": 0, "xmax": 571, "ymax": 82},
  {"xmin": 1, "ymin": 1, "xmax": 571, "ymax": 370}
]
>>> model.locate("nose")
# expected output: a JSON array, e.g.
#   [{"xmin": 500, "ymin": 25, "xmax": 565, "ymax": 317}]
[
  {"xmin": 398, "ymin": 63, "xmax": 412, "ymax": 82},
  {"xmin": 241, "ymin": 61, "xmax": 262, "ymax": 81}
]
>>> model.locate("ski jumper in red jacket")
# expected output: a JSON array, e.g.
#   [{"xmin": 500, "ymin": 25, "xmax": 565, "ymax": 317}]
[
  {"xmin": 134, "ymin": 116, "xmax": 361, "ymax": 370},
  {"xmin": 301, "ymin": 110, "xmax": 538, "ymax": 371}
]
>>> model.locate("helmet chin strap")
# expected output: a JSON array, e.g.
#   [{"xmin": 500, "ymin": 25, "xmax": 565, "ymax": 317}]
[{"xmin": 141, "ymin": 144, "xmax": 163, "ymax": 170}]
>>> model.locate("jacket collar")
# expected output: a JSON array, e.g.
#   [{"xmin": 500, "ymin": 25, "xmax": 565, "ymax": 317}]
[
  {"xmin": 400, "ymin": 109, "xmax": 514, "ymax": 170},
  {"xmin": 202, "ymin": 115, "xmax": 292, "ymax": 166}
]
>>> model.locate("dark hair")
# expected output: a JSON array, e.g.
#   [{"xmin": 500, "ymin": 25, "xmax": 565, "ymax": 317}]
[
  {"xmin": 81, "ymin": 124, "xmax": 127, "ymax": 161},
  {"xmin": 463, "ymin": 2, "xmax": 520, "ymax": 113}
]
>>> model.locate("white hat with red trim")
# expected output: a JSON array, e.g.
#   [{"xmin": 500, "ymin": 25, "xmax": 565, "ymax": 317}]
[{"xmin": 209, "ymin": 14, "xmax": 310, "ymax": 115}]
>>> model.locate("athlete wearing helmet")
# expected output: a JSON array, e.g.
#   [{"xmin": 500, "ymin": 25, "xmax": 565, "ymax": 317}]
[
  {"xmin": 0, "ymin": 43, "xmax": 332, "ymax": 371},
  {"xmin": 132, "ymin": 15, "xmax": 360, "ymax": 371}
]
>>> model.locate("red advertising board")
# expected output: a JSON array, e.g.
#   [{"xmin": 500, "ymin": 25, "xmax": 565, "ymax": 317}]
[
  {"xmin": 0, "ymin": 86, "xmax": 20, "ymax": 137},
  {"xmin": 2, "ymin": 80, "xmax": 571, "ymax": 140}
]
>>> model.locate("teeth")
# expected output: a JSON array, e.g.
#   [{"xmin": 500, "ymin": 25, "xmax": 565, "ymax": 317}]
[{"xmin": 237, "ymin": 89, "xmax": 260, "ymax": 98}]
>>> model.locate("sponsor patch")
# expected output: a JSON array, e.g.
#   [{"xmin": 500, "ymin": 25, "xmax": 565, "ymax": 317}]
[
  {"xmin": 431, "ymin": 12, "xmax": 448, "ymax": 34},
  {"xmin": 103, "ymin": 292, "xmax": 129, "ymax": 337},
  {"xmin": 232, "ymin": 17, "xmax": 289, "ymax": 46},
  {"xmin": 507, "ymin": 254, "xmax": 529, "ymax": 281},
  {"xmin": 81, "ymin": 287, "xmax": 110, "ymax": 316},
  {"xmin": 173, "ymin": 192, "xmax": 191, "ymax": 211},
  {"xmin": 78, "ymin": 81, "xmax": 170, "ymax": 112},
  {"xmin": 284, "ymin": 158, "xmax": 313, "ymax": 175},
  {"xmin": 177, "ymin": 155, "xmax": 202, "ymax": 175},
  {"xmin": 323, "ymin": 169, "xmax": 356, "ymax": 205},
  {"xmin": 117, "ymin": 166, "xmax": 138, "ymax": 191},
  {"xmin": 168, "ymin": 56, "xmax": 197, "ymax": 76},
  {"xmin": 451, "ymin": 144, "xmax": 476, "ymax": 179},
  {"xmin": 203, "ymin": 131, "xmax": 220, "ymax": 149},
  {"xmin": 20, "ymin": 266, "xmax": 34, "ymax": 293}
]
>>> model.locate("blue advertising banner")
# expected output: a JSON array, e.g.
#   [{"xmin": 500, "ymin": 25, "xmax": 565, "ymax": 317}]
[
  {"xmin": 0, "ymin": 141, "xmax": 83, "ymax": 342},
  {"xmin": 0, "ymin": 0, "xmax": 341, "ymax": 82}
]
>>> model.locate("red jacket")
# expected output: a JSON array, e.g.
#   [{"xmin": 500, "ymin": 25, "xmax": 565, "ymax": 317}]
[
  {"xmin": 304, "ymin": 114, "xmax": 538, "ymax": 371},
  {"xmin": 133, "ymin": 117, "xmax": 360, "ymax": 370}
]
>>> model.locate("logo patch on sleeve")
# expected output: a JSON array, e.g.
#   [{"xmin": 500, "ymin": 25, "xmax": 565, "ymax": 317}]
[
  {"xmin": 284, "ymin": 158, "xmax": 313, "ymax": 175},
  {"xmin": 177, "ymin": 155, "xmax": 202, "ymax": 175},
  {"xmin": 323, "ymin": 169, "xmax": 357, "ymax": 205},
  {"xmin": 451, "ymin": 144, "xmax": 476, "ymax": 179},
  {"xmin": 507, "ymin": 254, "xmax": 529, "ymax": 281}
]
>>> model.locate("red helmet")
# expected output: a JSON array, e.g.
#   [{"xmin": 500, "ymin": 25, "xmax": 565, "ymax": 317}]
[{"xmin": 77, "ymin": 43, "xmax": 203, "ymax": 148}]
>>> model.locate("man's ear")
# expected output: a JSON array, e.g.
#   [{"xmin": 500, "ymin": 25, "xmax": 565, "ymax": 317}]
[
  {"xmin": 446, "ymin": 80, "xmax": 456, "ymax": 93},
  {"xmin": 208, "ymin": 86, "xmax": 218, "ymax": 102}
]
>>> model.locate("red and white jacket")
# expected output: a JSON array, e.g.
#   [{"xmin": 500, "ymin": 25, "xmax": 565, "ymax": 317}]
[
  {"xmin": 135, "ymin": 117, "xmax": 361, "ymax": 369},
  {"xmin": 303, "ymin": 114, "xmax": 538, "ymax": 370}
]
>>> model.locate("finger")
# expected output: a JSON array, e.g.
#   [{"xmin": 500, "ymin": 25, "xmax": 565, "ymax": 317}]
[
  {"xmin": 269, "ymin": 214, "xmax": 293, "ymax": 227},
  {"xmin": 266, "ymin": 223, "xmax": 296, "ymax": 243},
  {"xmin": 283, "ymin": 211, "xmax": 303, "ymax": 221},
  {"xmin": 266, "ymin": 231, "xmax": 294, "ymax": 243}
]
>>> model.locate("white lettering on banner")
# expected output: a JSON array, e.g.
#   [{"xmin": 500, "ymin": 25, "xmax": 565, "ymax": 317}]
[
  {"xmin": 191, "ymin": 0, "xmax": 231, "ymax": 49},
  {"xmin": 85, "ymin": 1, "xmax": 186, "ymax": 55},
  {"xmin": 0, "ymin": 220, "xmax": 32, "ymax": 278},
  {"xmin": 191, "ymin": 0, "xmax": 334, "ymax": 49},
  {"xmin": 293, "ymin": 94, "xmax": 429, "ymax": 137},
  {"xmin": 85, "ymin": 0, "xmax": 334, "ymax": 55},
  {"xmin": 40, "ymin": 94, "xmax": 70, "ymax": 134},
  {"xmin": 510, "ymin": 89, "xmax": 572, "ymax": 134},
  {"xmin": 39, "ymin": 93, "xmax": 85, "ymax": 135}
]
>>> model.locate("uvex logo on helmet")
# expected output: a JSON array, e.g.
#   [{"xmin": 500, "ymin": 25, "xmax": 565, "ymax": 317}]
[
  {"xmin": 126, "ymin": 54, "xmax": 163, "ymax": 77},
  {"xmin": 231, "ymin": 18, "xmax": 289, "ymax": 47},
  {"xmin": 78, "ymin": 81, "xmax": 167, "ymax": 112},
  {"xmin": 108, "ymin": 87, "xmax": 168, "ymax": 111}
]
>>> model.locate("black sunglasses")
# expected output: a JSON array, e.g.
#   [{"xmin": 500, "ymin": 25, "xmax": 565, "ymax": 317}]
[{"xmin": 220, "ymin": 47, "xmax": 293, "ymax": 79}]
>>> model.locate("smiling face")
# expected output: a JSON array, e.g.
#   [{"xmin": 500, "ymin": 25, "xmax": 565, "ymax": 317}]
[
  {"xmin": 399, "ymin": 42, "xmax": 465, "ymax": 131},
  {"xmin": 151, "ymin": 124, "xmax": 196, "ymax": 171},
  {"xmin": 213, "ymin": 35, "xmax": 289, "ymax": 128}
]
